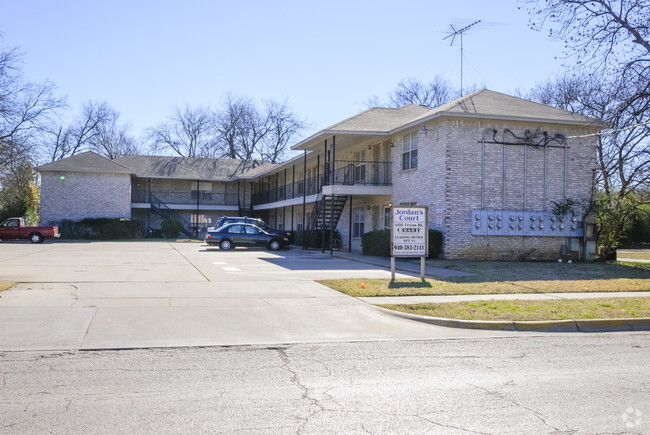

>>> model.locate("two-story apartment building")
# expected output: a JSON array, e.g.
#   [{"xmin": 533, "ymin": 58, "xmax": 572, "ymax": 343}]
[{"xmin": 38, "ymin": 90, "xmax": 603, "ymax": 259}]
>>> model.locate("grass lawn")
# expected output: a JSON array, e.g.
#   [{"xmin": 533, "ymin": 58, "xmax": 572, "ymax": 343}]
[
  {"xmin": 319, "ymin": 260, "xmax": 650, "ymax": 297},
  {"xmin": 378, "ymin": 297, "xmax": 650, "ymax": 321},
  {"xmin": 617, "ymin": 249, "xmax": 650, "ymax": 261},
  {"xmin": 0, "ymin": 282, "xmax": 16, "ymax": 292}
]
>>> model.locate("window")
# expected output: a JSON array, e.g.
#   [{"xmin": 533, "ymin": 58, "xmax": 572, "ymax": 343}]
[
  {"xmin": 354, "ymin": 150, "xmax": 366, "ymax": 182},
  {"xmin": 227, "ymin": 225, "xmax": 244, "ymax": 234},
  {"xmin": 402, "ymin": 133, "xmax": 418, "ymax": 170},
  {"xmin": 296, "ymin": 213, "xmax": 303, "ymax": 231},
  {"xmin": 244, "ymin": 226, "xmax": 259, "ymax": 235},
  {"xmin": 353, "ymin": 207, "xmax": 365, "ymax": 238},
  {"xmin": 384, "ymin": 207, "xmax": 391, "ymax": 230},
  {"xmin": 191, "ymin": 182, "xmax": 212, "ymax": 200}
]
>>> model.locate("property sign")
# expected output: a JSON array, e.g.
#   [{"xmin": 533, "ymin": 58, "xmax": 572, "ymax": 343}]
[{"xmin": 391, "ymin": 206, "xmax": 428, "ymax": 257}]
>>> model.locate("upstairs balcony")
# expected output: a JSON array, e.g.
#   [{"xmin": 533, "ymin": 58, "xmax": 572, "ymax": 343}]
[
  {"xmin": 131, "ymin": 190, "xmax": 239, "ymax": 207},
  {"xmin": 252, "ymin": 160, "xmax": 392, "ymax": 206}
]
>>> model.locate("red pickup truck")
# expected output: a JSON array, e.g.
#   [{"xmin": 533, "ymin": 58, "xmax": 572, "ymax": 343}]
[{"xmin": 0, "ymin": 217, "xmax": 60, "ymax": 243}]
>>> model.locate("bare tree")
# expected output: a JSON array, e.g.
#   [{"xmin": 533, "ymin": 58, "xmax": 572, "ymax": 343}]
[
  {"xmin": 89, "ymin": 118, "xmax": 139, "ymax": 159},
  {"xmin": 213, "ymin": 94, "xmax": 305, "ymax": 162},
  {"xmin": 522, "ymin": 0, "xmax": 650, "ymax": 108},
  {"xmin": 47, "ymin": 101, "xmax": 116, "ymax": 161},
  {"xmin": 259, "ymin": 100, "xmax": 305, "ymax": 163},
  {"xmin": 367, "ymin": 76, "xmax": 457, "ymax": 108},
  {"xmin": 0, "ymin": 47, "xmax": 63, "ymax": 167},
  {"xmin": 214, "ymin": 93, "xmax": 250, "ymax": 159},
  {"xmin": 148, "ymin": 105, "xmax": 217, "ymax": 157}
]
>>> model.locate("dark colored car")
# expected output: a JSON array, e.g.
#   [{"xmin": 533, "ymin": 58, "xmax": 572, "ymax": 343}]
[
  {"xmin": 212, "ymin": 216, "xmax": 290, "ymax": 239},
  {"xmin": 205, "ymin": 223, "xmax": 290, "ymax": 251}
]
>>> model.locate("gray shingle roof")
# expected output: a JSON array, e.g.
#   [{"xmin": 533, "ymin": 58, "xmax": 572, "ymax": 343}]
[
  {"xmin": 410, "ymin": 89, "xmax": 601, "ymax": 126},
  {"xmin": 292, "ymin": 89, "xmax": 604, "ymax": 150},
  {"xmin": 37, "ymin": 152, "xmax": 278, "ymax": 181},
  {"xmin": 112, "ymin": 155, "xmax": 277, "ymax": 180},
  {"xmin": 37, "ymin": 151, "xmax": 133, "ymax": 174},
  {"xmin": 325, "ymin": 104, "xmax": 432, "ymax": 133}
]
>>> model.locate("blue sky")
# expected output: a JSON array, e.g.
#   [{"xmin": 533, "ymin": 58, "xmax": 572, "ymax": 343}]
[{"xmin": 0, "ymin": 0, "xmax": 566, "ymax": 141}]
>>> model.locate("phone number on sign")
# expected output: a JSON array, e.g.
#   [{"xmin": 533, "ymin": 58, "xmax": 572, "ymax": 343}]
[{"xmin": 393, "ymin": 245, "xmax": 425, "ymax": 251}]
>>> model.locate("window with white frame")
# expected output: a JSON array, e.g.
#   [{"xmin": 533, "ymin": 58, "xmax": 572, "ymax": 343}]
[
  {"xmin": 296, "ymin": 213, "xmax": 303, "ymax": 231},
  {"xmin": 354, "ymin": 150, "xmax": 366, "ymax": 182},
  {"xmin": 353, "ymin": 207, "xmax": 365, "ymax": 238},
  {"xmin": 402, "ymin": 133, "xmax": 418, "ymax": 170}
]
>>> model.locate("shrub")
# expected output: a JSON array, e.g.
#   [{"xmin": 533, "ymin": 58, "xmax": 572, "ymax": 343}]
[
  {"xmin": 161, "ymin": 218, "xmax": 184, "ymax": 239},
  {"xmin": 292, "ymin": 230, "xmax": 334, "ymax": 248},
  {"xmin": 59, "ymin": 218, "xmax": 144, "ymax": 240},
  {"xmin": 361, "ymin": 229, "xmax": 443, "ymax": 258},
  {"xmin": 361, "ymin": 230, "xmax": 391, "ymax": 257}
]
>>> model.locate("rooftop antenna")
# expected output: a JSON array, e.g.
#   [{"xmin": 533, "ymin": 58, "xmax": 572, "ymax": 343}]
[{"xmin": 443, "ymin": 19, "xmax": 481, "ymax": 96}]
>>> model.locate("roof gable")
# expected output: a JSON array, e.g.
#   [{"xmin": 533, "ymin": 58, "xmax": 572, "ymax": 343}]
[
  {"xmin": 411, "ymin": 89, "xmax": 601, "ymax": 126},
  {"xmin": 37, "ymin": 151, "xmax": 133, "ymax": 174}
]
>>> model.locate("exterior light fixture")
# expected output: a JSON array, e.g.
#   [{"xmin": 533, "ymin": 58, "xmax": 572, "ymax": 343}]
[{"xmin": 59, "ymin": 175, "xmax": 65, "ymax": 180}]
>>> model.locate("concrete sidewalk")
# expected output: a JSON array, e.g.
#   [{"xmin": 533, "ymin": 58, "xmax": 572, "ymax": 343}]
[{"xmin": 361, "ymin": 291, "xmax": 650, "ymax": 305}]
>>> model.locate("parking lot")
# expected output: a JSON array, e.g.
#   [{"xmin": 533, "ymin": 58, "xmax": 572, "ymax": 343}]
[{"xmin": 0, "ymin": 240, "xmax": 524, "ymax": 351}]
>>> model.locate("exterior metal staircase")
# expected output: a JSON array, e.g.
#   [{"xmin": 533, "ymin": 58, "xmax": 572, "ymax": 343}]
[
  {"xmin": 150, "ymin": 194, "xmax": 194, "ymax": 238},
  {"xmin": 305, "ymin": 195, "xmax": 348, "ymax": 248}
]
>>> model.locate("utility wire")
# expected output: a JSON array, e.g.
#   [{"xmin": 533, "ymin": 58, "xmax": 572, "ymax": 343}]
[{"xmin": 566, "ymin": 119, "xmax": 650, "ymax": 139}]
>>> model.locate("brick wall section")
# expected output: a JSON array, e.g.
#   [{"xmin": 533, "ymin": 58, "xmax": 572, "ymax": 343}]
[
  {"xmin": 40, "ymin": 171, "xmax": 131, "ymax": 224},
  {"xmin": 440, "ymin": 119, "xmax": 598, "ymax": 260}
]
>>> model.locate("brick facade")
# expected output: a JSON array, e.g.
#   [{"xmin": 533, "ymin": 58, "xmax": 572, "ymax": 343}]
[{"xmin": 40, "ymin": 171, "xmax": 132, "ymax": 224}]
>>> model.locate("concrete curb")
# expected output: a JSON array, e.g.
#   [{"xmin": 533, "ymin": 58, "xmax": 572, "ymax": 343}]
[{"xmin": 373, "ymin": 305, "xmax": 650, "ymax": 333}]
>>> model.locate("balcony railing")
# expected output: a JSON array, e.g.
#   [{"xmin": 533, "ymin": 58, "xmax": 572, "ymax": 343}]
[
  {"xmin": 252, "ymin": 161, "xmax": 391, "ymax": 205},
  {"xmin": 132, "ymin": 190, "xmax": 239, "ymax": 206}
]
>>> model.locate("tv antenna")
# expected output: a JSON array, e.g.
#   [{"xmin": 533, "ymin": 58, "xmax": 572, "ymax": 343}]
[{"xmin": 443, "ymin": 19, "xmax": 481, "ymax": 96}]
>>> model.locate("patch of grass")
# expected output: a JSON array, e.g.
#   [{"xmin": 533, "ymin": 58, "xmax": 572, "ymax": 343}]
[
  {"xmin": 379, "ymin": 297, "xmax": 650, "ymax": 321},
  {"xmin": 320, "ymin": 260, "xmax": 650, "ymax": 297},
  {"xmin": 617, "ymin": 249, "xmax": 650, "ymax": 261},
  {"xmin": 0, "ymin": 282, "xmax": 16, "ymax": 292}
]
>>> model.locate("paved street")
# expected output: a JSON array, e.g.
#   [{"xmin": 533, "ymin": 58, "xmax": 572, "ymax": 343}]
[
  {"xmin": 1, "ymin": 240, "xmax": 649, "ymax": 433},
  {"xmin": 1, "ymin": 335, "xmax": 648, "ymax": 433},
  {"xmin": 0, "ymin": 241, "xmax": 527, "ymax": 351}
]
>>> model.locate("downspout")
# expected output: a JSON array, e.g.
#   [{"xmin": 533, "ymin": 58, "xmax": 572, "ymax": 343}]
[
  {"xmin": 302, "ymin": 150, "xmax": 307, "ymax": 250},
  {"xmin": 502, "ymin": 130, "xmax": 506, "ymax": 210},
  {"xmin": 323, "ymin": 140, "xmax": 328, "ymax": 186},
  {"xmin": 524, "ymin": 138, "xmax": 527, "ymax": 210},
  {"xmin": 196, "ymin": 180, "xmax": 200, "ymax": 239},
  {"xmin": 331, "ymin": 135, "xmax": 336, "ymax": 255},
  {"xmin": 542, "ymin": 141, "xmax": 548, "ymax": 211},
  {"xmin": 481, "ymin": 130, "xmax": 486, "ymax": 209},
  {"xmin": 563, "ymin": 138, "xmax": 567, "ymax": 202},
  {"xmin": 348, "ymin": 195, "xmax": 352, "ymax": 253}
]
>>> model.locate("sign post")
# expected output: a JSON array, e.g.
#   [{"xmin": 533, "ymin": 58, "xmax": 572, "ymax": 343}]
[{"xmin": 391, "ymin": 206, "xmax": 428, "ymax": 280}]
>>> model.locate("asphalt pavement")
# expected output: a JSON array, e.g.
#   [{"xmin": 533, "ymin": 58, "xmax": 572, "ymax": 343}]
[{"xmin": 0, "ymin": 241, "xmax": 535, "ymax": 351}]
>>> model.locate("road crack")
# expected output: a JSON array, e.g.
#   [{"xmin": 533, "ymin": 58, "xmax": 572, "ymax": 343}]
[{"xmin": 468, "ymin": 383, "xmax": 572, "ymax": 433}]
